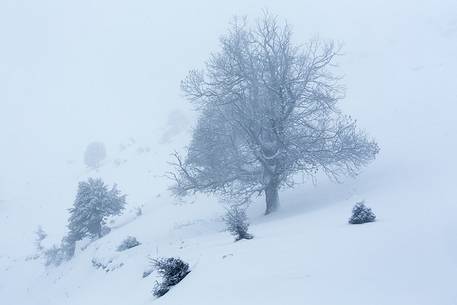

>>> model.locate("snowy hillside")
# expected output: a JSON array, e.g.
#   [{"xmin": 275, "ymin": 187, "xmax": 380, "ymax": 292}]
[{"xmin": 1, "ymin": 0, "xmax": 457, "ymax": 304}]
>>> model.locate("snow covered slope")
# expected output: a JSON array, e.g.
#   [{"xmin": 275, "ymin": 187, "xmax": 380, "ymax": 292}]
[{"xmin": 1, "ymin": 0, "xmax": 457, "ymax": 304}]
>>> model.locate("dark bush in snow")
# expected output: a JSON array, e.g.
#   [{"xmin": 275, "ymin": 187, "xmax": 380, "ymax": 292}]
[
  {"xmin": 117, "ymin": 236, "xmax": 141, "ymax": 252},
  {"xmin": 91, "ymin": 258, "xmax": 106, "ymax": 270},
  {"xmin": 223, "ymin": 205, "xmax": 253, "ymax": 241},
  {"xmin": 349, "ymin": 201, "xmax": 376, "ymax": 224},
  {"xmin": 151, "ymin": 257, "xmax": 190, "ymax": 297}
]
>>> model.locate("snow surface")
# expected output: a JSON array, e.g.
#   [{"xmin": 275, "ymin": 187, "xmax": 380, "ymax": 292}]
[{"xmin": 1, "ymin": 0, "xmax": 457, "ymax": 304}]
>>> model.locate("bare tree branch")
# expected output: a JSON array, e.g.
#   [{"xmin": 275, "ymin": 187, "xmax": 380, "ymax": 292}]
[{"xmin": 173, "ymin": 13, "xmax": 379, "ymax": 214}]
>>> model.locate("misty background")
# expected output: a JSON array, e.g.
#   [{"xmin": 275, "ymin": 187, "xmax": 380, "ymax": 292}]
[{"xmin": 1, "ymin": 0, "xmax": 457, "ymax": 260}]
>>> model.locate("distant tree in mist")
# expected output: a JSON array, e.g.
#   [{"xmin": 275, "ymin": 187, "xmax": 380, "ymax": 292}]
[
  {"xmin": 68, "ymin": 178, "xmax": 126, "ymax": 242},
  {"xmin": 170, "ymin": 13, "xmax": 379, "ymax": 214},
  {"xmin": 84, "ymin": 142, "xmax": 106, "ymax": 169},
  {"xmin": 34, "ymin": 226, "xmax": 47, "ymax": 252}
]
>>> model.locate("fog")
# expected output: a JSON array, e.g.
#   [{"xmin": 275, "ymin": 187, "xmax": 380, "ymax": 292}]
[
  {"xmin": 1, "ymin": 1, "xmax": 457, "ymax": 303},
  {"xmin": 2, "ymin": 0, "xmax": 456, "ymax": 238},
  {"xmin": 2, "ymin": 1, "xmax": 454, "ymax": 179}
]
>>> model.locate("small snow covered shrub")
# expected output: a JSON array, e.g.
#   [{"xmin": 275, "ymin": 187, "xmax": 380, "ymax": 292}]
[
  {"xmin": 223, "ymin": 205, "xmax": 253, "ymax": 241},
  {"xmin": 349, "ymin": 201, "xmax": 376, "ymax": 224},
  {"xmin": 117, "ymin": 236, "xmax": 141, "ymax": 252},
  {"xmin": 151, "ymin": 257, "xmax": 190, "ymax": 297}
]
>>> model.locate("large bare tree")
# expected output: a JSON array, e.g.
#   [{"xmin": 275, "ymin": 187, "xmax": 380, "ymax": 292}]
[{"xmin": 170, "ymin": 14, "xmax": 379, "ymax": 214}]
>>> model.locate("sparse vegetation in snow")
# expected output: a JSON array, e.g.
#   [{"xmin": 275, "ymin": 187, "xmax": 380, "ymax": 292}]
[
  {"xmin": 223, "ymin": 205, "xmax": 253, "ymax": 241},
  {"xmin": 34, "ymin": 226, "xmax": 47, "ymax": 253},
  {"xmin": 91, "ymin": 257, "xmax": 124, "ymax": 272},
  {"xmin": 117, "ymin": 236, "xmax": 141, "ymax": 252},
  {"xmin": 151, "ymin": 257, "xmax": 191, "ymax": 297},
  {"xmin": 349, "ymin": 201, "xmax": 376, "ymax": 224},
  {"xmin": 43, "ymin": 245, "xmax": 66, "ymax": 266}
]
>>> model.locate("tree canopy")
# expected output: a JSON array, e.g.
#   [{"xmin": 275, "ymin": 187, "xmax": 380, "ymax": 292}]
[{"xmin": 171, "ymin": 14, "xmax": 379, "ymax": 214}]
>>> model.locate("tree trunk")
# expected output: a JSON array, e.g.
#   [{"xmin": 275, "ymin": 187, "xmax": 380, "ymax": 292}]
[{"xmin": 265, "ymin": 181, "xmax": 280, "ymax": 215}]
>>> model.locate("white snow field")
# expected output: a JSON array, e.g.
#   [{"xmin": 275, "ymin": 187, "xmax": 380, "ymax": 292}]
[{"xmin": 1, "ymin": 0, "xmax": 457, "ymax": 304}]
